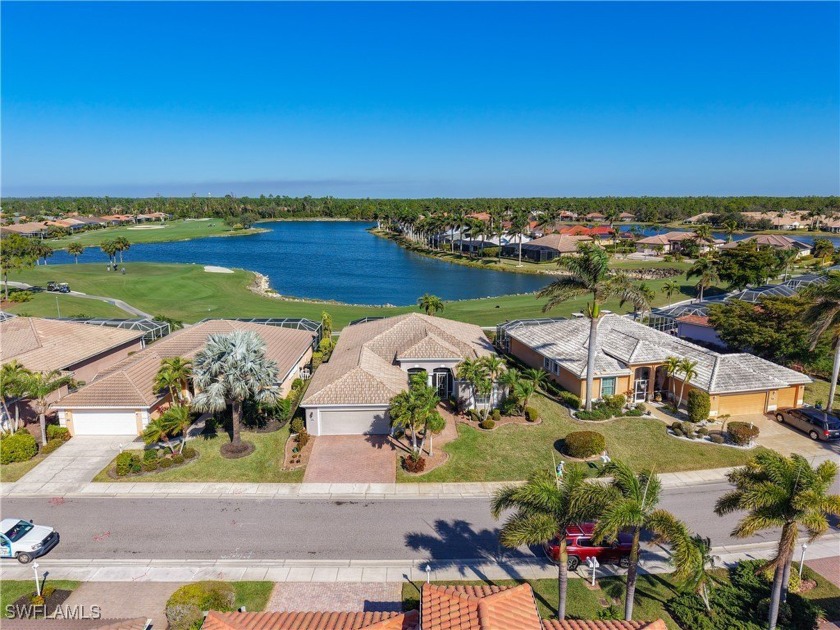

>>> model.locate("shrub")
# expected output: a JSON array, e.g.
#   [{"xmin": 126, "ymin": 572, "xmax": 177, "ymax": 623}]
[
  {"xmin": 602, "ymin": 394, "xmax": 626, "ymax": 415},
  {"xmin": 40, "ymin": 439, "xmax": 64, "ymax": 455},
  {"xmin": 402, "ymin": 453, "xmax": 426, "ymax": 473},
  {"xmin": 556, "ymin": 390, "xmax": 581, "ymax": 409},
  {"xmin": 290, "ymin": 417, "xmax": 305, "ymax": 434},
  {"xmin": 491, "ymin": 409, "xmax": 501, "ymax": 422},
  {"xmin": 182, "ymin": 446, "xmax": 197, "ymax": 459},
  {"xmin": 697, "ymin": 427, "xmax": 709, "ymax": 436},
  {"xmin": 172, "ymin": 454, "xmax": 185, "ymax": 465},
  {"xmin": 687, "ymin": 390, "xmax": 711, "ymax": 423},
  {"xmin": 115, "ymin": 451, "xmax": 140, "ymax": 476},
  {"xmin": 479, "ymin": 419, "xmax": 495, "ymax": 430},
  {"xmin": 7, "ymin": 290, "xmax": 33, "ymax": 303},
  {"xmin": 481, "ymin": 246, "xmax": 500, "ymax": 258},
  {"xmin": 524, "ymin": 407, "xmax": 539, "ymax": 422},
  {"xmin": 291, "ymin": 378, "xmax": 304, "ymax": 391},
  {"xmin": 159, "ymin": 457, "xmax": 174, "ymax": 469},
  {"xmin": 0, "ymin": 431, "xmax": 38, "ymax": 464},
  {"xmin": 564, "ymin": 431, "xmax": 606, "ymax": 458},
  {"xmin": 142, "ymin": 460, "xmax": 159, "ymax": 472},
  {"xmin": 143, "ymin": 448, "xmax": 159, "ymax": 463},
  {"xmin": 728, "ymin": 421, "xmax": 760, "ymax": 446},
  {"xmin": 297, "ymin": 430, "xmax": 310, "ymax": 448},
  {"xmin": 468, "ymin": 409, "xmax": 481, "ymax": 423},
  {"xmin": 670, "ymin": 421, "xmax": 683, "ymax": 432},
  {"xmin": 311, "ymin": 352, "xmax": 323, "ymax": 370},
  {"xmin": 672, "ymin": 428, "xmax": 684, "ymax": 437},
  {"xmin": 166, "ymin": 581, "xmax": 236, "ymax": 630},
  {"xmin": 576, "ymin": 407, "xmax": 610, "ymax": 421},
  {"xmin": 710, "ymin": 434, "xmax": 725, "ymax": 444},
  {"xmin": 46, "ymin": 425, "xmax": 71, "ymax": 442},
  {"xmin": 624, "ymin": 404, "xmax": 645, "ymax": 417}
]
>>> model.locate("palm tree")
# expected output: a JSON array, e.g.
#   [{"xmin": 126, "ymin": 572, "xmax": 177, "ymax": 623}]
[
  {"xmin": 0, "ymin": 361, "xmax": 30, "ymax": 433},
  {"xmin": 456, "ymin": 358, "xmax": 488, "ymax": 409},
  {"xmin": 661, "ymin": 280, "xmax": 680, "ymax": 308},
  {"xmin": 142, "ymin": 414, "xmax": 179, "ymax": 453},
  {"xmin": 722, "ymin": 220, "xmax": 738, "ymax": 242},
  {"xmin": 574, "ymin": 460, "xmax": 674, "ymax": 621},
  {"xmin": 417, "ymin": 293, "xmax": 444, "ymax": 316},
  {"xmin": 627, "ymin": 282, "xmax": 655, "ymax": 321},
  {"xmin": 491, "ymin": 466, "xmax": 596, "ymax": 620},
  {"xmin": 67, "ymin": 242, "xmax": 85, "ymax": 264},
  {"xmin": 664, "ymin": 356, "xmax": 681, "ymax": 405},
  {"xmin": 675, "ymin": 359, "xmax": 698, "ymax": 409},
  {"xmin": 715, "ymin": 452, "xmax": 840, "ymax": 630},
  {"xmin": 538, "ymin": 243, "xmax": 650, "ymax": 411},
  {"xmin": 113, "ymin": 237, "xmax": 130, "ymax": 264},
  {"xmin": 513, "ymin": 379, "xmax": 536, "ymax": 410},
  {"xmin": 100, "ymin": 240, "xmax": 119, "ymax": 267},
  {"xmin": 388, "ymin": 372, "xmax": 441, "ymax": 456},
  {"xmin": 154, "ymin": 357, "xmax": 193, "ymax": 404},
  {"xmin": 802, "ymin": 273, "xmax": 840, "ymax": 411},
  {"xmin": 480, "ymin": 355, "xmax": 506, "ymax": 381},
  {"xmin": 522, "ymin": 368, "xmax": 548, "ymax": 392},
  {"xmin": 686, "ymin": 255, "xmax": 719, "ymax": 302},
  {"xmin": 693, "ymin": 224, "xmax": 712, "ymax": 245},
  {"xmin": 160, "ymin": 404, "xmax": 193, "ymax": 452},
  {"xmin": 191, "ymin": 330, "xmax": 280, "ymax": 453},
  {"xmin": 510, "ymin": 208, "xmax": 530, "ymax": 266},
  {"xmin": 21, "ymin": 370, "xmax": 75, "ymax": 444}
]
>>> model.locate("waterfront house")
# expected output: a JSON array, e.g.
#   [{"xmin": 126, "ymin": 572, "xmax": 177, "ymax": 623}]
[
  {"xmin": 718, "ymin": 233, "xmax": 812, "ymax": 258},
  {"xmin": 301, "ymin": 314, "xmax": 498, "ymax": 436},
  {"xmin": 498, "ymin": 315, "xmax": 810, "ymax": 416},
  {"xmin": 634, "ymin": 231, "xmax": 718, "ymax": 255},
  {"xmin": 501, "ymin": 234, "xmax": 591, "ymax": 262},
  {"xmin": 0, "ymin": 221, "xmax": 49, "ymax": 239}
]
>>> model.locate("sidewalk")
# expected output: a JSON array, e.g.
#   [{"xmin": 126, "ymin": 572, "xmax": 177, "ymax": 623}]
[{"xmin": 2, "ymin": 534, "xmax": 838, "ymax": 583}]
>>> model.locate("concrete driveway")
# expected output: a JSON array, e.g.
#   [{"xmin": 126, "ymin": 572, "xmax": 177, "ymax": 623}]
[
  {"xmin": 61, "ymin": 582, "xmax": 179, "ymax": 628},
  {"xmin": 750, "ymin": 413, "xmax": 840, "ymax": 459},
  {"xmin": 304, "ymin": 436, "xmax": 396, "ymax": 483},
  {"xmin": 12, "ymin": 436, "xmax": 140, "ymax": 494}
]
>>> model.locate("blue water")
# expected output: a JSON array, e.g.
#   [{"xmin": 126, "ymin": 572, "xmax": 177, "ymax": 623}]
[{"xmin": 48, "ymin": 221, "xmax": 551, "ymax": 306}]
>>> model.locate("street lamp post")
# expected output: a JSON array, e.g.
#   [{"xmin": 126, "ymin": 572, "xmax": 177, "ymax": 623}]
[{"xmin": 798, "ymin": 543, "xmax": 808, "ymax": 579}]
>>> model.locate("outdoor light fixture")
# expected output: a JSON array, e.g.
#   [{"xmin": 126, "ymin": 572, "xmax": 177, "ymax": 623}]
[
  {"xmin": 425, "ymin": 564, "xmax": 431, "ymax": 584},
  {"xmin": 798, "ymin": 543, "xmax": 808, "ymax": 579},
  {"xmin": 31, "ymin": 562, "xmax": 41, "ymax": 597}
]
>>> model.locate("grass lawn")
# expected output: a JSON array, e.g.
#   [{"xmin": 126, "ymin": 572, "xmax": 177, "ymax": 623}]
[
  {"xmin": 1, "ymin": 580, "xmax": 80, "ymax": 617},
  {"xmin": 49, "ymin": 219, "xmax": 265, "ymax": 249},
  {"xmin": 2, "ymin": 291, "xmax": 127, "ymax": 319},
  {"xmin": 400, "ymin": 394, "xmax": 758, "ymax": 482},
  {"xmin": 9, "ymin": 263, "xmax": 696, "ymax": 329},
  {"xmin": 93, "ymin": 427, "xmax": 303, "ymax": 483},
  {"xmin": 803, "ymin": 377, "xmax": 839, "ymax": 408},
  {"xmin": 233, "ymin": 581, "xmax": 274, "ymax": 611},
  {"xmin": 1, "ymin": 452, "xmax": 48, "ymax": 483}
]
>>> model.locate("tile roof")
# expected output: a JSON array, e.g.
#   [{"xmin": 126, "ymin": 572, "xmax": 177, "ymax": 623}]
[
  {"xmin": 0, "ymin": 221, "xmax": 50, "ymax": 234},
  {"xmin": 676, "ymin": 314, "xmax": 712, "ymax": 327},
  {"xmin": 506, "ymin": 315, "xmax": 810, "ymax": 394},
  {"xmin": 542, "ymin": 620, "xmax": 667, "ymax": 630},
  {"xmin": 55, "ymin": 320, "xmax": 316, "ymax": 410},
  {"xmin": 636, "ymin": 231, "xmax": 694, "ymax": 245},
  {"xmin": 421, "ymin": 583, "xmax": 541, "ymax": 630},
  {"xmin": 202, "ymin": 610, "xmax": 418, "ymax": 630},
  {"xmin": 302, "ymin": 314, "xmax": 495, "ymax": 406},
  {"xmin": 525, "ymin": 234, "xmax": 592, "ymax": 253},
  {"xmin": 1, "ymin": 317, "xmax": 145, "ymax": 374},
  {"xmin": 740, "ymin": 234, "xmax": 811, "ymax": 250}
]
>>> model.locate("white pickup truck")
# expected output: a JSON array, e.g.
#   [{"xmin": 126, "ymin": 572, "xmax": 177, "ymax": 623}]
[{"xmin": 0, "ymin": 518, "xmax": 60, "ymax": 563}]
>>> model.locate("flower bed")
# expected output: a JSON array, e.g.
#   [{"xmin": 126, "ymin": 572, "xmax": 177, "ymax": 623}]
[
  {"xmin": 283, "ymin": 431, "xmax": 314, "ymax": 470},
  {"xmin": 666, "ymin": 422, "xmax": 757, "ymax": 449}
]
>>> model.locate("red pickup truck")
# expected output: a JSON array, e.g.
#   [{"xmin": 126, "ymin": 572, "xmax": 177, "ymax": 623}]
[{"xmin": 543, "ymin": 523, "xmax": 633, "ymax": 571}]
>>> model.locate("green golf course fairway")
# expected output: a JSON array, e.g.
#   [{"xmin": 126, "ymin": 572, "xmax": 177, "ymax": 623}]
[{"xmin": 8, "ymin": 263, "xmax": 694, "ymax": 328}]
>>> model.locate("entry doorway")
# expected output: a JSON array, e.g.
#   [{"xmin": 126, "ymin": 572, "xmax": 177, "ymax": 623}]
[
  {"xmin": 433, "ymin": 369, "xmax": 452, "ymax": 399},
  {"xmin": 633, "ymin": 367, "xmax": 651, "ymax": 403}
]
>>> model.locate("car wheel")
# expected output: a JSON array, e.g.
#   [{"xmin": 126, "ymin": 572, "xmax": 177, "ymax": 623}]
[
  {"xmin": 775, "ymin": 413, "xmax": 785, "ymax": 423},
  {"xmin": 16, "ymin": 552, "xmax": 33, "ymax": 564},
  {"xmin": 618, "ymin": 557, "xmax": 631, "ymax": 569},
  {"xmin": 567, "ymin": 556, "xmax": 580, "ymax": 571},
  {"xmin": 809, "ymin": 430, "xmax": 820, "ymax": 441}
]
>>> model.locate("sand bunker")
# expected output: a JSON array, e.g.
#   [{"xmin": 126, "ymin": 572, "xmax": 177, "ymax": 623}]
[
  {"xmin": 127, "ymin": 225, "xmax": 166, "ymax": 230},
  {"xmin": 204, "ymin": 265, "xmax": 234, "ymax": 274}
]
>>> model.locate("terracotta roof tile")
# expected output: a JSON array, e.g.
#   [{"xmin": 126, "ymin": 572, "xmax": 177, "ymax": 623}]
[
  {"xmin": 421, "ymin": 583, "xmax": 541, "ymax": 630},
  {"xmin": 202, "ymin": 610, "xmax": 419, "ymax": 630},
  {"xmin": 542, "ymin": 620, "xmax": 667, "ymax": 630}
]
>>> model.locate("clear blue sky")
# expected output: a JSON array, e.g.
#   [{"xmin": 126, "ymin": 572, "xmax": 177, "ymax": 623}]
[{"xmin": 2, "ymin": 1, "xmax": 838, "ymax": 198}]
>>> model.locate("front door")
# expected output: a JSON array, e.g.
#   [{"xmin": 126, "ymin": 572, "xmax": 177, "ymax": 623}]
[
  {"xmin": 634, "ymin": 379, "xmax": 648, "ymax": 403},
  {"xmin": 433, "ymin": 370, "xmax": 450, "ymax": 399}
]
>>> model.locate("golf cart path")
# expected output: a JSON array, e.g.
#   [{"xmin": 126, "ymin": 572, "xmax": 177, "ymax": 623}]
[{"xmin": 3, "ymin": 281, "xmax": 152, "ymax": 319}]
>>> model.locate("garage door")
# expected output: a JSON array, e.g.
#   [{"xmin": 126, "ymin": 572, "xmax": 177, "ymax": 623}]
[
  {"xmin": 71, "ymin": 411, "xmax": 138, "ymax": 435},
  {"xmin": 776, "ymin": 387, "xmax": 798, "ymax": 409},
  {"xmin": 717, "ymin": 392, "xmax": 768, "ymax": 417},
  {"xmin": 316, "ymin": 409, "xmax": 390, "ymax": 436}
]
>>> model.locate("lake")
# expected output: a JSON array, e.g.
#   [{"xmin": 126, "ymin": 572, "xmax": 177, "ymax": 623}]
[{"xmin": 48, "ymin": 221, "xmax": 551, "ymax": 305}]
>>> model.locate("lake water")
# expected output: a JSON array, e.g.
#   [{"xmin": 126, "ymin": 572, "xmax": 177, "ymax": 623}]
[{"xmin": 48, "ymin": 221, "xmax": 551, "ymax": 306}]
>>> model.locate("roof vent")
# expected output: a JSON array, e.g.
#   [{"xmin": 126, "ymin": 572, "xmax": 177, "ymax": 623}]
[{"xmin": 571, "ymin": 312, "xmax": 585, "ymax": 318}]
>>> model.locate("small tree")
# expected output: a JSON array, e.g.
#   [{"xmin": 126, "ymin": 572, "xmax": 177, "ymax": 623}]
[
  {"xmin": 388, "ymin": 372, "xmax": 440, "ymax": 456},
  {"xmin": 67, "ymin": 242, "xmax": 85, "ymax": 264},
  {"xmin": 686, "ymin": 390, "xmax": 710, "ymax": 423},
  {"xmin": 142, "ymin": 414, "xmax": 179, "ymax": 453},
  {"xmin": 21, "ymin": 370, "xmax": 75, "ymax": 445},
  {"xmin": 417, "ymin": 293, "xmax": 444, "ymax": 316},
  {"xmin": 0, "ymin": 361, "xmax": 30, "ymax": 433},
  {"xmin": 320, "ymin": 311, "xmax": 333, "ymax": 342},
  {"xmin": 154, "ymin": 357, "xmax": 193, "ymax": 405},
  {"xmin": 675, "ymin": 358, "xmax": 698, "ymax": 409},
  {"xmin": 661, "ymin": 280, "xmax": 680, "ymax": 307}
]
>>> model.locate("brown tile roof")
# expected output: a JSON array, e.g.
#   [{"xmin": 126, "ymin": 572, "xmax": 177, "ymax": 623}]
[
  {"xmin": 0, "ymin": 221, "xmax": 50, "ymax": 234},
  {"xmin": 1, "ymin": 317, "xmax": 145, "ymax": 373},
  {"xmin": 421, "ymin": 583, "xmax": 541, "ymax": 630},
  {"xmin": 543, "ymin": 620, "xmax": 667, "ymax": 630},
  {"xmin": 202, "ymin": 610, "xmax": 419, "ymax": 630},
  {"xmin": 526, "ymin": 234, "xmax": 591, "ymax": 253},
  {"xmin": 55, "ymin": 320, "xmax": 316, "ymax": 410},
  {"xmin": 302, "ymin": 314, "xmax": 495, "ymax": 406}
]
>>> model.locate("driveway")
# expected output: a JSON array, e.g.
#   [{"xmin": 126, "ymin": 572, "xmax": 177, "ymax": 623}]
[
  {"xmin": 13, "ymin": 436, "xmax": 140, "ymax": 493},
  {"xmin": 61, "ymin": 582, "xmax": 179, "ymax": 628},
  {"xmin": 303, "ymin": 436, "xmax": 396, "ymax": 483},
  {"xmin": 752, "ymin": 413, "xmax": 840, "ymax": 459},
  {"xmin": 267, "ymin": 582, "xmax": 402, "ymax": 612}
]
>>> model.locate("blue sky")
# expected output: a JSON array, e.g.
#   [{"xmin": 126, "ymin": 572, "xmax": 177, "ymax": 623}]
[{"xmin": 2, "ymin": 2, "xmax": 838, "ymax": 198}]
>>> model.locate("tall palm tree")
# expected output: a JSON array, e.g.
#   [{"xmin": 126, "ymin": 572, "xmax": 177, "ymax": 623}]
[
  {"xmin": 21, "ymin": 370, "xmax": 75, "ymax": 445},
  {"xmin": 664, "ymin": 356, "xmax": 681, "ymax": 405},
  {"xmin": 675, "ymin": 359, "xmax": 698, "ymax": 408},
  {"xmin": 509, "ymin": 207, "xmax": 530, "ymax": 266},
  {"xmin": 661, "ymin": 280, "xmax": 680, "ymax": 308},
  {"xmin": 538, "ymin": 243, "xmax": 650, "ymax": 410},
  {"xmin": 417, "ymin": 293, "xmax": 444, "ymax": 316},
  {"xmin": 154, "ymin": 357, "xmax": 193, "ymax": 404},
  {"xmin": 686, "ymin": 255, "xmax": 719, "ymax": 303},
  {"xmin": 456, "ymin": 358, "xmax": 489, "ymax": 409},
  {"xmin": 67, "ymin": 242, "xmax": 85, "ymax": 264},
  {"xmin": 388, "ymin": 372, "xmax": 441, "ymax": 456},
  {"xmin": 693, "ymin": 224, "xmax": 713, "ymax": 245},
  {"xmin": 491, "ymin": 466, "xmax": 596, "ymax": 620},
  {"xmin": 722, "ymin": 220, "xmax": 738, "ymax": 242},
  {"xmin": 802, "ymin": 273, "xmax": 840, "ymax": 411},
  {"xmin": 100, "ymin": 240, "xmax": 119, "ymax": 267},
  {"xmin": 0, "ymin": 361, "xmax": 30, "ymax": 433},
  {"xmin": 625, "ymin": 282, "xmax": 655, "ymax": 321},
  {"xmin": 113, "ymin": 236, "xmax": 130, "ymax": 264},
  {"xmin": 191, "ymin": 330, "xmax": 280, "ymax": 453},
  {"xmin": 715, "ymin": 452, "xmax": 840, "ymax": 630},
  {"xmin": 574, "ymin": 460, "xmax": 674, "ymax": 621}
]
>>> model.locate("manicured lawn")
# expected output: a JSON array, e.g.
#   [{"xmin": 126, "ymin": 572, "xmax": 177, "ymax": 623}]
[
  {"xmin": 400, "ymin": 394, "xmax": 758, "ymax": 482},
  {"xmin": 803, "ymin": 377, "xmax": 839, "ymax": 408},
  {"xmin": 1, "ymin": 452, "xmax": 48, "ymax": 483},
  {"xmin": 93, "ymin": 427, "xmax": 304, "ymax": 483},
  {"xmin": 1, "ymin": 580, "xmax": 80, "ymax": 617},
  {"xmin": 2, "ymin": 291, "xmax": 127, "ymax": 319},
  {"xmin": 49, "ymin": 219, "xmax": 264, "ymax": 249},
  {"xmin": 10, "ymin": 263, "xmax": 695, "ymax": 328},
  {"xmin": 233, "ymin": 581, "xmax": 275, "ymax": 611}
]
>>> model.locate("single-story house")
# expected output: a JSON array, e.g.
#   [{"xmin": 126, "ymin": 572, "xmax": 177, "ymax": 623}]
[
  {"xmin": 585, "ymin": 212, "xmax": 606, "ymax": 222},
  {"xmin": 0, "ymin": 221, "xmax": 49, "ymax": 239},
  {"xmin": 136, "ymin": 212, "xmax": 168, "ymax": 222},
  {"xmin": 55, "ymin": 320, "xmax": 317, "ymax": 436},
  {"xmin": 741, "ymin": 211, "xmax": 805, "ymax": 230},
  {"xmin": 684, "ymin": 212, "xmax": 715, "ymax": 224},
  {"xmin": 635, "ymin": 231, "xmax": 718, "ymax": 255},
  {"xmin": 499, "ymin": 314, "xmax": 810, "ymax": 417},
  {"xmin": 46, "ymin": 219, "xmax": 87, "ymax": 232},
  {"xmin": 676, "ymin": 314, "xmax": 726, "ymax": 349},
  {"xmin": 100, "ymin": 214, "xmax": 135, "ymax": 225},
  {"xmin": 619, "ymin": 212, "xmax": 636, "ymax": 222},
  {"xmin": 301, "ymin": 313, "xmax": 497, "ymax": 436},
  {"xmin": 501, "ymin": 234, "xmax": 591, "ymax": 262},
  {"xmin": 719, "ymin": 234, "xmax": 812, "ymax": 258}
]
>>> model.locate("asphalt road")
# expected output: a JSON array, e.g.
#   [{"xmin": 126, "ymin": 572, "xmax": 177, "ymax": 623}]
[{"xmin": 5, "ymin": 481, "xmax": 829, "ymax": 561}]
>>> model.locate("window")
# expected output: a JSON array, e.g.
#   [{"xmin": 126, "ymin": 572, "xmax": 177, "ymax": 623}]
[
  {"xmin": 601, "ymin": 377, "xmax": 616, "ymax": 397},
  {"xmin": 543, "ymin": 357, "xmax": 553, "ymax": 371}
]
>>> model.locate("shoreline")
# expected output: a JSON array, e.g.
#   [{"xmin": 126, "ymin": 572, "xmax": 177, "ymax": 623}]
[{"xmin": 50, "ymin": 225, "xmax": 268, "ymax": 251}]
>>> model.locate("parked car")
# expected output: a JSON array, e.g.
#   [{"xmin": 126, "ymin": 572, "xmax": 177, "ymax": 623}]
[
  {"xmin": 543, "ymin": 522, "xmax": 633, "ymax": 570},
  {"xmin": 46, "ymin": 281, "xmax": 70, "ymax": 293},
  {"xmin": 0, "ymin": 518, "xmax": 60, "ymax": 564},
  {"xmin": 775, "ymin": 407, "xmax": 840, "ymax": 441}
]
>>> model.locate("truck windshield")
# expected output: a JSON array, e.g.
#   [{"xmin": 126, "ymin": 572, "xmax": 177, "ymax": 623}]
[{"xmin": 5, "ymin": 520, "xmax": 34, "ymax": 542}]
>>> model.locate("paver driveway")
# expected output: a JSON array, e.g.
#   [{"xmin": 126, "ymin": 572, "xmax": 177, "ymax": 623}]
[
  {"xmin": 13, "ymin": 435, "xmax": 140, "ymax": 493},
  {"xmin": 303, "ymin": 436, "xmax": 396, "ymax": 483}
]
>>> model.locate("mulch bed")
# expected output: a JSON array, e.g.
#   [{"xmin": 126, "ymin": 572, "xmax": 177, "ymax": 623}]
[
  {"xmin": 283, "ymin": 433, "xmax": 314, "ymax": 470},
  {"xmin": 459, "ymin": 414, "xmax": 542, "ymax": 431},
  {"xmin": 221, "ymin": 441, "xmax": 256, "ymax": 459},
  {"xmin": 242, "ymin": 418, "xmax": 289, "ymax": 434},
  {"xmin": 12, "ymin": 589, "xmax": 73, "ymax": 617}
]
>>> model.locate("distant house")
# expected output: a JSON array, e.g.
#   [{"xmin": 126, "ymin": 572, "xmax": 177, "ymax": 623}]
[
  {"xmin": 634, "ymin": 231, "xmax": 717, "ymax": 255},
  {"xmin": 0, "ymin": 221, "xmax": 49, "ymax": 239},
  {"xmin": 720, "ymin": 234, "xmax": 812, "ymax": 258},
  {"xmin": 499, "ymin": 315, "xmax": 810, "ymax": 416},
  {"xmin": 684, "ymin": 212, "xmax": 715, "ymax": 224},
  {"xmin": 501, "ymin": 234, "xmax": 591, "ymax": 262},
  {"xmin": 741, "ymin": 211, "xmax": 804, "ymax": 230},
  {"xmin": 46, "ymin": 218, "xmax": 87, "ymax": 232},
  {"xmin": 136, "ymin": 212, "xmax": 169, "ymax": 223},
  {"xmin": 619, "ymin": 212, "xmax": 636, "ymax": 221},
  {"xmin": 585, "ymin": 212, "xmax": 606, "ymax": 222},
  {"xmin": 676, "ymin": 314, "xmax": 726, "ymax": 349},
  {"xmin": 100, "ymin": 214, "xmax": 135, "ymax": 225},
  {"xmin": 301, "ymin": 314, "xmax": 498, "ymax": 436}
]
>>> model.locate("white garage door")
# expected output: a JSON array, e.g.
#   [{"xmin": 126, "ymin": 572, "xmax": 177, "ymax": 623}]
[
  {"xmin": 71, "ymin": 411, "xmax": 138, "ymax": 436},
  {"xmin": 316, "ymin": 409, "xmax": 390, "ymax": 436}
]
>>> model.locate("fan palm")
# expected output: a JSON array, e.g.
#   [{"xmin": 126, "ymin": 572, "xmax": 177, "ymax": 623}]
[
  {"xmin": 802, "ymin": 272, "xmax": 840, "ymax": 411},
  {"xmin": 21, "ymin": 370, "xmax": 75, "ymax": 444},
  {"xmin": 538, "ymin": 243, "xmax": 651, "ymax": 410},
  {"xmin": 491, "ymin": 466, "xmax": 597, "ymax": 620},
  {"xmin": 191, "ymin": 330, "xmax": 280, "ymax": 452},
  {"xmin": 573, "ymin": 460, "xmax": 673, "ymax": 621},
  {"xmin": 715, "ymin": 452, "xmax": 840, "ymax": 630},
  {"xmin": 687, "ymin": 255, "xmax": 719, "ymax": 302},
  {"xmin": 417, "ymin": 293, "xmax": 444, "ymax": 316}
]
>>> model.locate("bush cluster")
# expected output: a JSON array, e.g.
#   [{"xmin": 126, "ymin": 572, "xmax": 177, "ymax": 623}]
[
  {"xmin": 524, "ymin": 407, "xmax": 539, "ymax": 422},
  {"xmin": 46, "ymin": 425, "xmax": 72, "ymax": 442},
  {"xmin": 402, "ymin": 453, "xmax": 426, "ymax": 473},
  {"xmin": 159, "ymin": 457, "xmax": 173, "ymax": 469},
  {"xmin": 290, "ymin": 417, "xmax": 305, "ymax": 434},
  {"xmin": 182, "ymin": 446, "xmax": 197, "ymax": 459},
  {"xmin": 479, "ymin": 418, "xmax": 495, "ymax": 430},
  {"xmin": 686, "ymin": 390, "xmax": 711, "ymax": 423},
  {"xmin": 481, "ymin": 246, "xmax": 500, "ymax": 258},
  {"xmin": 491, "ymin": 409, "xmax": 501, "ymax": 422},
  {"xmin": 0, "ymin": 431, "xmax": 39, "ymax": 465},
  {"xmin": 166, "ymin": 581, "xmax": 236, "ymax": 630},
  {"xmin": 296, "ymin": 430, "xmax": 310, "ymax": 448},
  {"xmin": 728, "ymin": 421, "xmax": 760, "ymax": 446},
  {"xmin": 564, "ymin": 431, "xmax": 606, "ymax": 458},
  {"xmin": 115, "ymin": 452, "xmax": 141, "ymax": 476},
  {"xmin": 7, "ymin": 290, "xmax": 33, "ymax": 303},
  {"xmin": 576, "ymin": 394, "xmax": 629, "ymax": 421}
]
